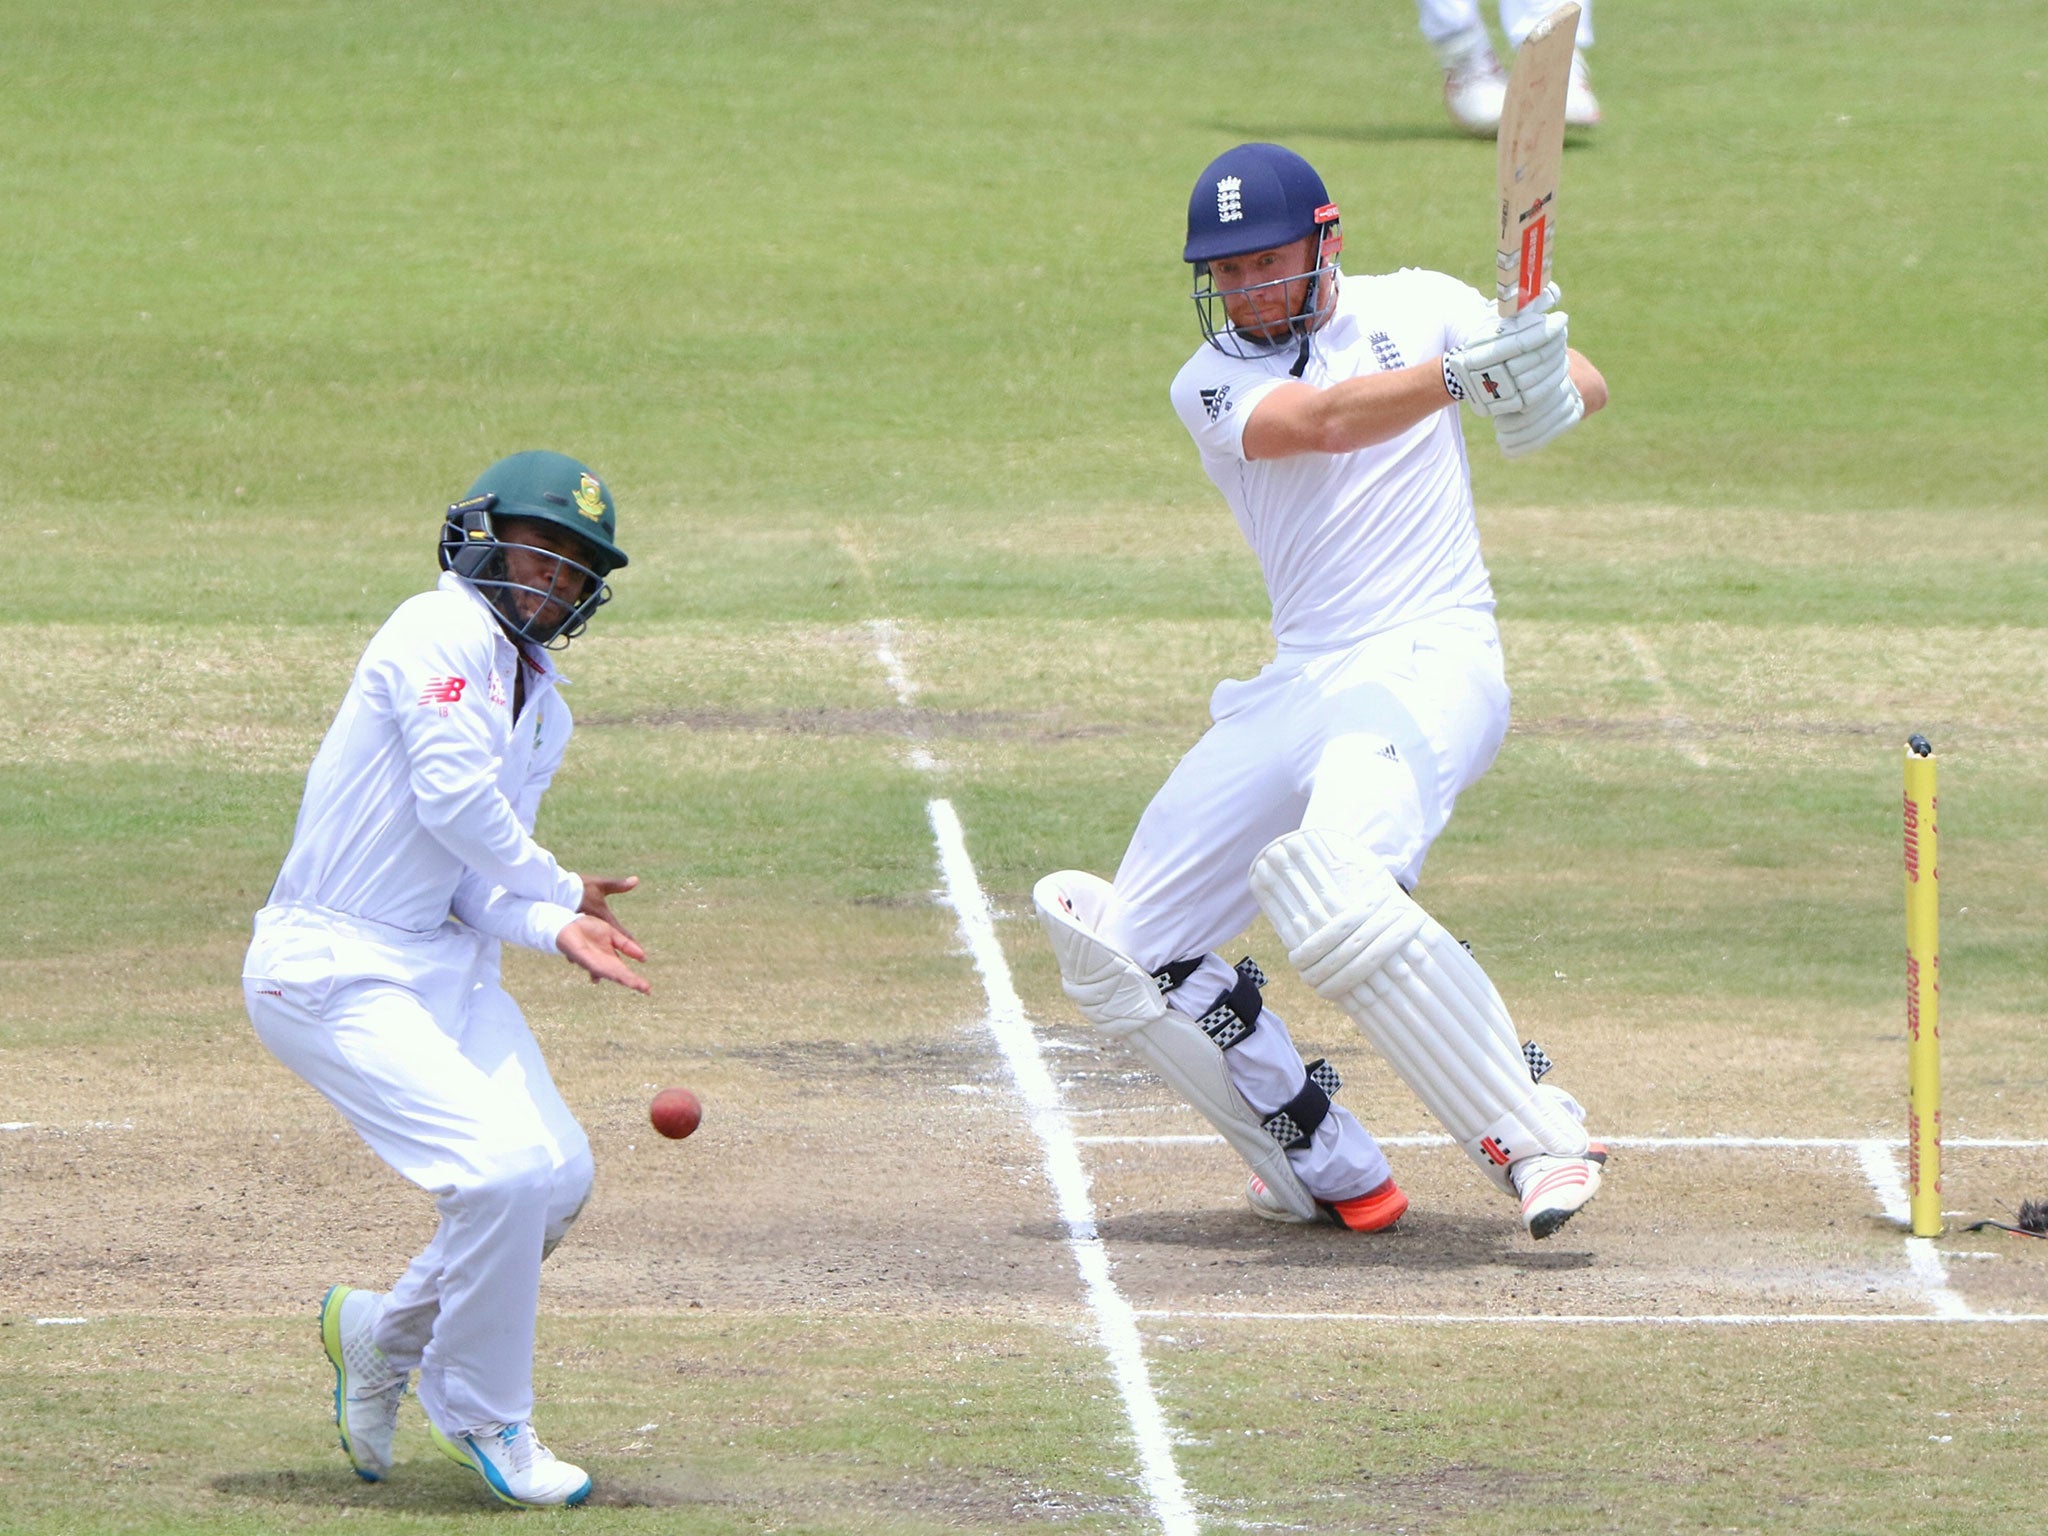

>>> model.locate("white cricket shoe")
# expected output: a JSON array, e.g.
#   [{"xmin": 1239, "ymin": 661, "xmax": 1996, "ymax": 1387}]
[
  {"xmin": 319, "ymin": 1285, "xmax": 406, "ymax": 1482},
  {"xmin": 1248, "ymin": 1174, "xmax": 1409, "ymax": 1232},
  {"xmin": 1246, "ymin": 1174, "xmax": 1319, "ymax": 1224},
  {"xmin": 430, "ymin": 1419, "xmax": 593, "ymax": 1508},
  {"xmin": 1437, "ymin": 29, "xmax": 1508, "ymax": 138},
  {"xmin": 1514, "ymin": 1143, "xmax": 1607, "ymax": 1240},
  {"xmin": 1565, "ymin": 49, "xmax": 1602, "ymax": 127}
]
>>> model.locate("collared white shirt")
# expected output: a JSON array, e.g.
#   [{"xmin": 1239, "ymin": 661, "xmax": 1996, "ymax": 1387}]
[
  {"xmin": 266, "ymin": 572, "xmax": 582, "ymax": 949},
  {"xmin": 1169, "ymin": 267, "xmax": 1501, "ymax": 653}
]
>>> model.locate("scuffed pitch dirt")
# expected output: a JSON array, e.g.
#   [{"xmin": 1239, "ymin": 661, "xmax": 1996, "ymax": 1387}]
[{"xmin": 8, "ymin": 944, "xmax": 2045, "ymax": 1332}]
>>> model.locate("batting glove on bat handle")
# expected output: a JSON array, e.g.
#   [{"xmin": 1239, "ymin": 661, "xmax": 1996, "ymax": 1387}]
[
  {"xmin": 1443, "ymin": 308, "xmax": 1569, "ymax": 418},
  {"xmin": 1502, "ymin": 281, "xmax": 1562, "ymax": 326},
  {"xmin": 1494, "ymin": 375, "xmax": 1585, "ymax": 458}
]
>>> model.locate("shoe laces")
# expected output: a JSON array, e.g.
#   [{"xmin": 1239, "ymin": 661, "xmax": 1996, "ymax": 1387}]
[{"xmin": 490, "ymin": 1422, "xmax": 559, "ymax": 1476}]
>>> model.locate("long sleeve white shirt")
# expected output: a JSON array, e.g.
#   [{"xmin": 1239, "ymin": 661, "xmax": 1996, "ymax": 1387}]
[{"xmin": 266, "ymin": 573, "xmax": 582, "ymax": 951}]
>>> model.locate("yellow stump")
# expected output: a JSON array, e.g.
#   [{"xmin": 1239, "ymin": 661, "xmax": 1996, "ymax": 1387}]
[{"xmin": 1903, "ymin": 736, "xmax": 1941, "ymax": 1237}]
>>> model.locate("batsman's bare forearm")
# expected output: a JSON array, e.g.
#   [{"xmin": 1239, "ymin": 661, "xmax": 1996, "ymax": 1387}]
[
  {"xmin": 1241, "ymin": 363, "xmax": 1459, "ymax": 460},
  {"xmin": 1568, "ymin": 349, "xmax": 1608, "ymax": 415}
]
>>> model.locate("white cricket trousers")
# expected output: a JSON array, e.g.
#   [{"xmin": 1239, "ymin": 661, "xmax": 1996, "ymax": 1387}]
[
  {"xmin": 1103, "ymin": 609, "xmax": 1511, "ymax": 1201},
  {"xmin": 243, "ymin": 904, "xmax": 593, "ymax": 1435},
  {"xmin": 1416, "ymin": 0, "xmax": 1594, "ymax": 49}
]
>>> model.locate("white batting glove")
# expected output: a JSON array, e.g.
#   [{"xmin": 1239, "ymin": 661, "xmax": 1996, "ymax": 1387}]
[
  {"xmin": 1443, "ymin": 292, "xmax": 1571, "ymax": 418},
  {"xmin": 1493, "ymin": 372, "xmax": 1585, "ymax": 458}
]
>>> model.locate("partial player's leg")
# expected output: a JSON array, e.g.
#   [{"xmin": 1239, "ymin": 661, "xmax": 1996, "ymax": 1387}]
[
  {"xmin": 1251, "ymin": 827, "xmax": 1602, "ymax": 1236},
  {"xmin": 1261, "ymin": 615, "xmax": 1607, "ymax": 1239},
  {"xmin": 245, "ymin": 966, "xmax": 590, "ymax": 1505},
  {"xmin": 1416, "ymin": 0, "xmax": 1508, "ymax": 135},
  {"xmin": 1037, "ymin": 681, "xmax": 1404, "ymax": 1231},
  {"xmin": 376, "ymin": 977, "xmax": 596, "ymax": 1372},
  {"xmin": 364, "ymin": 979, "xmax": 596, "ymax": 1507},
  {"xmin": 1501, "ymin": 0, "xmax": 1599, "ymax": 125}
]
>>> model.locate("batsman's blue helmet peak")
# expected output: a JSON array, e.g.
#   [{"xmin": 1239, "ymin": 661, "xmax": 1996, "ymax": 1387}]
[{"xmin": 1184, "ymin": 143, "xmax": 1337, "ymax": 264}]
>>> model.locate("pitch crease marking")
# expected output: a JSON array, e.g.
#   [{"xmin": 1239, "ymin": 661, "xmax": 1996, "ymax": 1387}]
[
  {"xmin": 927, "ymin": 800, "xmax": 1200, "ymax": 1536},
  {"xmin": 869, "ymin": 618, "xmax": 1194, "ymax": 1524}
]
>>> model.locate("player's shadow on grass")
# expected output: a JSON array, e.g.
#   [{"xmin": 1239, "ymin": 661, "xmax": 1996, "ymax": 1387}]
[
  {"xmin": 1207, "ymin": 118, "xmax": 1482, "ymax": 147},
  {"xmin": 1037, "ymin": 1210, "xmax": 1596, "ymax": 1272},
  {"xmin": 214, "ymin": 1463, "xmax": 498, "ymax": 1514},
  {"xmin": 1208, "ymin": 119, "xmax": 1601, "ymax": 149},
  {"xmin": 213, "ymin": 1463, "xmax": 701, "ymax": 1512}
]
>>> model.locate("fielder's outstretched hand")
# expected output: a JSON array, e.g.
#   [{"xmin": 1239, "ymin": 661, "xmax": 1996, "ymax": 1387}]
[
  {"xmin": 558, "ymin": 914, "xmax": 651, "ymax": 993},
  {"xmin": 577, "ymin": 873, "xmax": 640, "ymax": 942}
]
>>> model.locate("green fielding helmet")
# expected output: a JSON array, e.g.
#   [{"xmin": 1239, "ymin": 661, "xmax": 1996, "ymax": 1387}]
[{"xmin": 461, "ymin": 450, "xmax": 628, "ymax": 571}]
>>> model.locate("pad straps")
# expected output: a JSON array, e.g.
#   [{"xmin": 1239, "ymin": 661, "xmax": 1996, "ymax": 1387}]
[
  {"xmin": 1263, "ymin": 1059, "xmax": 1342, "ymax": 1149},
  {"xmin": 1155, "ymin": 956, "xmax": 1266, "ymax": 1051},
  {"xmin": 1154, "ymin": 954, "xmax": 1346, "ymax": 1149}
]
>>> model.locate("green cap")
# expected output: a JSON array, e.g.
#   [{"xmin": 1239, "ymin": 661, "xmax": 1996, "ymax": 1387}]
[{"xmin": 462, "ymin": 450, "xmax": 628, "ymax": 570}]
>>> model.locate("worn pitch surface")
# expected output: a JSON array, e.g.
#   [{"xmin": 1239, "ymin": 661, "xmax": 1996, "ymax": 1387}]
[{"xmin": 7, "ymin": 0, "xmax": 2048, "ymax": 1531}]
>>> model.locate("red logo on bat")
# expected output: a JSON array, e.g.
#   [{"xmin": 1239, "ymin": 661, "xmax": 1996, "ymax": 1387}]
[
  {"xmin": 1518, "ymin": 219, "xmax": 1547, "ymax": 310},
  {"xmin": 419, "ymin": 676, "xmax": 467, "ymax": 706}
]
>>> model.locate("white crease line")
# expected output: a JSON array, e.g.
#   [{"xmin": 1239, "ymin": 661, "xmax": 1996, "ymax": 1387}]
[
  {"xmin": 868, "ymin": 618, "xmax": 941, "ymax": 774},
  {"xmin": 1620, "ymin": 629, "xmax": 1711, "ymax": 769},
  {"xmin": 34, "ymin": 1317, "xmax": 90, "ymax": 1326},
  {"xmin": 867, "ymin": 618, "xmax": 919, "ymax": 707},
  {"xmin": 1078, "ymin": 1132, "xmax": 2048, "ymax": 1151},
  {"xmin": 1857, "ymin": 1139, "xmax": 1971, "ymax": 1319},
  {"xmin": 1, "ymin": 1121, "xmax": 133, "ymax": 1134},
  {"xmin": 1137, "ymin": 1309, "xmax": 2048, "ymax": 1327},
  {"xmin": 1858, "ymin": 1138, "xmax": 1912, "ymax": 1226},
  {"xmin": 926, "ymin": 798, "xmax": 1197, "ymax": 1535}
]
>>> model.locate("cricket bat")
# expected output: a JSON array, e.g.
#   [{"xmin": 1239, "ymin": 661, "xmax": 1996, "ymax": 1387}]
[{"xmin": 1496, "ymin": 1, "xmax": 1579, "ymax": 319}]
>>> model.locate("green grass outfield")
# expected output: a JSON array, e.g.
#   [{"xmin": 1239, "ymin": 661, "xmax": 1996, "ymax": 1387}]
[{"xmin": 5, "ymin": 2, "xmax": 2048, "ymax": 1532}]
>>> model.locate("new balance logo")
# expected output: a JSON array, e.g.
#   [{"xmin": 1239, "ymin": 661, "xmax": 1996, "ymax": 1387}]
[
  {"xmin": 419, "ymin": 676, "xmax": 467, "ymax": 706},
  {"xmin": 1199, "ymin": 384, "xmax": 1233, "ymax": 422},
  {"xmin": 1216, "ymin": 176, "xmax": 1243, "ymax": 223}
]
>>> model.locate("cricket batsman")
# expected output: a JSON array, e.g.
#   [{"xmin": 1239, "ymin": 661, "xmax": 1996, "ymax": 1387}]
[
  {"xmin": 243, "ymin": 451, "xmax": 647, "ymax": 1506},
  {"xmin": 1036, "ymin": 144, "xmax": 1609, "ymax": 1239}
]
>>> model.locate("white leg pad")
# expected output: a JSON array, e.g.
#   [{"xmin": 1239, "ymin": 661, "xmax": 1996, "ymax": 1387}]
[
  {"xmin": 1033, "ymin": 870, "xmax": 1321, "ymax": 1222},
  {"xmin": 1248, "ymin": 829, "xmax": 1589, "ymax": 1194}
]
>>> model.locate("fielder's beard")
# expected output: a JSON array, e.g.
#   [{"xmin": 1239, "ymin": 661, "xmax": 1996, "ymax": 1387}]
[{"xmin": 473, "ymin": 548, "xmax": 606, "ymax": 648}]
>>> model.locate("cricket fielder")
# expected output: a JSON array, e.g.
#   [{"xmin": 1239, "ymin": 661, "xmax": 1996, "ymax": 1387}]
[
  {"xmin": 1421, "ymin": 0, "xmax": 1600, "ymax": 136},
  {"xmin": 243, "ymin": 451, "xmax": 647, "ymax": 1506},
  {"xmin": 1036, "ymin": 144, "xmax": 1609, "ymax": 1239}
]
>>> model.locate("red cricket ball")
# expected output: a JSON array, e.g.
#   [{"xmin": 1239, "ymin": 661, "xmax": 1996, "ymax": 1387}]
[{"xmin": 649, "ymin": 1087, "xmax": 702, "ymax": 1140}]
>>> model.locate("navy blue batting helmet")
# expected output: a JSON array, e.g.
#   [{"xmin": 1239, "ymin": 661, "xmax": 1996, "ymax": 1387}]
[
  {"xmin": 1184, "ymin": 144, "xmax": 1344, "ymax": 358},
  {"xmin": 1183, "ymin": 143, "xmax": 1338, "ymax": 263}
]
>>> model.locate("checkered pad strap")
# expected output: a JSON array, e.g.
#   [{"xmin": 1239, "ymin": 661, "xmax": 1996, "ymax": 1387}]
[
  {"xmin": 1262, "ymin": 1058, "xmax": 1342, "ymax": 1149},
  {"xmin": 1522, "ymin": 1041, "xmax": 1553, "ymax": 1083},
  {"xmin": 1156, "ymin": 956, "xmax": 1267, "ymax": 1053},
  {"xmin": 1152, "ymin": 958, "xmax": 1204, "ymax": 996}
]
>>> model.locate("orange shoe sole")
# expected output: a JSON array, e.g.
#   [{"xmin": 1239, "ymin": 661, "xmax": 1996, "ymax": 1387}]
[{"xmin": 1327, "ymin": 1178, "xmax": 1408, "ymax": 1233}]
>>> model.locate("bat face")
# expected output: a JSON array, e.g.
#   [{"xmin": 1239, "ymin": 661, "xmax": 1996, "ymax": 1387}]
[{"xmin": 1495, "ymin": 2, "xmax": 1578, "ymax": 318}]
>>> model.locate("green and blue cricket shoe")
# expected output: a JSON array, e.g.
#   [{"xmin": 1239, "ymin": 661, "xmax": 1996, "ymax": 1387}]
[
  {"xmin": 429, "ymin": 1418, "xmax": 593, "ymax": 1508},
  {"xmin": 318, "ymin": 1285, "xmax": 406, "ymax": 1482}
]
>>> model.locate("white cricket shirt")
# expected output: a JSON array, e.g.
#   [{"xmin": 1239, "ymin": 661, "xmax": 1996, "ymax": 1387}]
[
  {"xmin": 265, "ymin": 572, "xmax": 583, "ymax": 951},
  {"xmin": 1169, "ymin": 266, "xmax": 1502, "ymax": 652}
]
